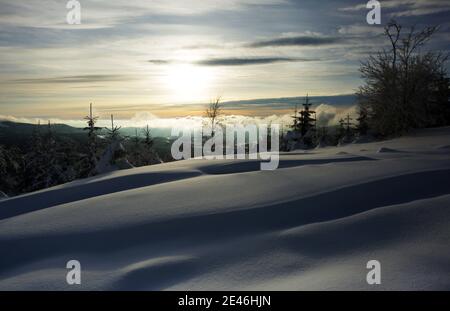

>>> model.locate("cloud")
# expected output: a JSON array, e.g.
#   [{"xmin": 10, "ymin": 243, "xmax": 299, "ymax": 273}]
[
  {"xmin": 0, "ymin": 103, "xmax": 358, "ymax": 131},
  {"xmin": 0, "ymin": 112, "xmax": 290, "ymax": 131},
  {"xmin": 339, "ymin": 0, "xmax": 450, "ymax": 17},
  {"xmin": 195, "ymin": 57, "xmax": 313, "ymax": 66},
  {"xmin": 10, "ymin": 75, "xmax": 132, "ymax": 84},
  {"xmin": 147, "ymin": 56, "xmax": 317, "ymax": 67},
  {"xmin": 148, "ymin": 59, "xmax": 171, "ymax": 65},
  {"xmin": 315, "ymin": 104, "xmax": 358, "ymax": 127},
  {"xmin": 247, "ymin": 35, "xmax": 344, "ymax": 48},
  {"xmin": 338, "ymin": 25, "xmax": 384, "ymax": 36},
  {"xmin": 0, "ymin": 0, "xmax": 288, "ymax": 31}
]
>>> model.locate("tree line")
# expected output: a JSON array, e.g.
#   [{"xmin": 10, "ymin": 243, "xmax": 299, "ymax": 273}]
[
  {"xmin": 285, "ymin": 21, "xmax": 449, "ymax": 149},
  {"xmin": 0, "ymin": 104, "xmax": 162, "ymax": 197}
]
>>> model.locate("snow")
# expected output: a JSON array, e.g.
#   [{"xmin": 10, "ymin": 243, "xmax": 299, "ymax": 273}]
[
  {"xmin": 95, "ymin": 141, "xmax": 133, "ymax": 174},
  {"xmin": 0, "ymin": 127, "xmax": 450, "ymax": 290}
]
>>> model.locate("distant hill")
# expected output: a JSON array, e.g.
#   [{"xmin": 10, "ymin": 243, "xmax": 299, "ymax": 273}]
[
  {"xmin": 0, "ymin": 121, "xmax": 86, "ymax": 148},
  {"xmin": 0, "ymin": 121, "xmax": 84, "ymax": 134},
  {"xmin": 0, "ymin": 121, "xmax": 173, "ymax": 158}
]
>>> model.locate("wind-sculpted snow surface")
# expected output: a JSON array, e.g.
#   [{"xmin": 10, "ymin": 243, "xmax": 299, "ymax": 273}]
[{"xmin": 0, "ymin": 127, "xmax": 450, "ymax": 290}]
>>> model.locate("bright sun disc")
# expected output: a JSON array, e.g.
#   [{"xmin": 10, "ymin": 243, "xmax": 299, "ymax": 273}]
[{"xmin": 163, "ymin": 64, "xmax": 214, "ymax": 102}]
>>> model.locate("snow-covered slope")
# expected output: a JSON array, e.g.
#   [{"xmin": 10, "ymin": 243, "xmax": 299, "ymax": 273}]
[{"xmin": 0, "ymin": 127, "xmax": 450, "ymax": 290}]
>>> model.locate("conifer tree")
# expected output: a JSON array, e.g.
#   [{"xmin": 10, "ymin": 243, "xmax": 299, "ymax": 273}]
[
  {"xmin": 315, "ymin": 126, "xmax": 329, "ymax": 147},
  {"xmin": 42, "ymin": 121, "xmax": 60, "ymax": 188},
  {"xmin": 291, "ymin": 95, "xmax": 317, "ymax": 138},
  {"xmin": 82, "ymin": 103, "xmax": 102, "ymax": 176},
  {"xmin": 291, "ymin": 103, "xmax": 299, "ymax": 131},
  {"xmin": 298, "ymin": 95, "xmax": 316, "ymax": 137},
  {"xmin": 0, "ymin": 145, "xmax": 23, "ymax": 196},
  {"xmin": 344, "ymin": 114, "xmax": 353, "ymax": 136},
  {"xmin": 338, "ymin": 118, "xmax": 346, "ymax": 140},
  {"xmin": 22, "ymin": 121, "xmax": 45, "ymax": 192},
  {"xmin": 143, "ymin": 124, "xmax": 154, "ymax": 148},
  {"xmin": 23, "ymin": 121, "xmax": 66, "ymax": 192},
  {"xmin": 290, "ymin": 95, "xmax": 317, "ymax": 147},
  {"xmin": 128, "ymin": 128, "xmax": 142, "ymax": 166},
  {"xmin": 141, "ymin": 125, "xmax": 161, "ymax": 165},
  {"xmin": 107, "ymin": 114, "xmax": 122, "ymax": 142}
]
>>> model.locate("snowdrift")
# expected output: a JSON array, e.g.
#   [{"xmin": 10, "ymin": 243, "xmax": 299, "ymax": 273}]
[{"xmin": 0, "ymin": 127, "xmax": 450, "ymax": 290}]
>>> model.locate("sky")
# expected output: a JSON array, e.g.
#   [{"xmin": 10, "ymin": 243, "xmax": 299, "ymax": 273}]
[{"xmin": 0, "ymin": 0, "xmax": 449, "ymax": 125}]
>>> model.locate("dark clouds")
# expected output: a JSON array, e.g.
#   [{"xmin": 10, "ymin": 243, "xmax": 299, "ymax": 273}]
[
  {"xmin": 148, "ymin": 59, "xmax": 171, "ymax": 65},
  {"xmin": 148, "ymin": 57, "xmax": 319, "ymax": 67},
  {"xmin": 247, "ymin": 35, "xmax": 344, "ymax": 48},
  {"xmin": 195, "ymin": 57, "xmax": 314, "ymax": 66}
]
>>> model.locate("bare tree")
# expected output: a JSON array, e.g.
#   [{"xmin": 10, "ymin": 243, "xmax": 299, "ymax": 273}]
[
  {"xmin": 358, "ymin": 20, "xmax": 449, "ymax": 136},
  {"xmin": 205, "ymin": 97, "xmax": 222, "ymax": 137}
]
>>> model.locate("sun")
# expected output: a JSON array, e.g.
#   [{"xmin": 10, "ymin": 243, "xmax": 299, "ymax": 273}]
[{"xmin": 162, "ymin": 64, "xmax": 215, "ymax": 103}]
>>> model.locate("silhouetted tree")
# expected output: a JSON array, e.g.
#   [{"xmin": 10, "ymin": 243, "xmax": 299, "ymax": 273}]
[
  {"xmin": 358, "ymin": 21, "xmax": 449, "ymax": 136},
  {"xmin": 128, "ymin": 128, "xmax": 142, "ymax": 166},
  {"xmin": 82, "ymin": 103, "xmax": 102, "ymax": 176},
  {"xmin": 291, "ymin": 103, "xmax": 299, "ymax": 131},
  {"xmin": 143, "ymin": 124, "xmax": 154, "ymax": 148},
  {"xmin": 0, "ymin": 145, "xmax": 23, "ymax": 196},
  {"xmin": 23, "ymin": 121, "xmax": 67, "ymax": 192},
  {"xmin": 290, "ymin": 94, "xmax": 317, "ymax": 147},
  {"xmin": 205, "ymin": 97, "xmax": 222, "ymax": 138},
  {"xmin": 344, "ymin": 114, "xmax": 353, "ymax": 136},
  {"xmin": 107, "ymin": 114, "xmax": 122, "ymax": 142},
  {"xmin": 291, "ymin": 95, "xmax": 316, "ymax": 137},
  {"xmin": 337, "ymin": 118, "xmax": 345, "ymax": 140}
]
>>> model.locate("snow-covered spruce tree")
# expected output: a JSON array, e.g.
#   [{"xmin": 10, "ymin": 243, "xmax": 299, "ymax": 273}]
[
  {"xmin": 357, "ymin": 21, "xmax": 450, "ymax": 137},
  {"xmin": 143, "ymin": 124, "xmax": 154, "ymax": 148},
  {"xmin": 0, "ymin": 144, "xmax": 23, "ymax": 196},
  {"xmin": 279, "ymin": 123, "xmax": 289, "ymax": 152},
  {"xmin": 23, "ymin": 121, "xmax": 67, "ymax": 192},
  {"xmin": 41, "ymin": 121, "xmax": 68, "ymax": 188},
  {"xmin": 95, "ymin": 114, "xmax": 132, "ymax": 173},
  {"xmin": 81, "ymin": 103, "xmax": 102, "ymax": 176},
  {"xmin": 315, "ymin": 126, "xmax": 329, "ymax": 148},
  {"xmin": 289, "ymin": 95, "xmax": 317, "ymax": 148},
  {"xmin": 128, "ymin": 129, "xmax": 142, "ymax": 166},
  {"xmin": 125, "ymin": 125, "xmax": 161, "ymax": 167},
  {"xmin": 142, "ymin": 124, "xmax": 162, "ymax": 165},
  {"xmin": 22, "ymin": 121, "xmax": 46, "ymax": 192},
  {"xmin": 338, "ymin": 114, "xmax": 354, "ymax": 145},
  {"xmin": 298, "ymin": 95, "xmax": 316, "ymax": 139},
  {"xmin": 290, "ymin": 103, "xmax": 299, "ymax": 132},
  {"xmin": 336, "ymin": 118, "xmax": 346, "ymax": 142}
]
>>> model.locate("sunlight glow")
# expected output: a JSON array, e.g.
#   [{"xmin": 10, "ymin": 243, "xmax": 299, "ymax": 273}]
[{"xmin": 162, "ymin": 64, "xmax": 215, "ymax": 103}]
